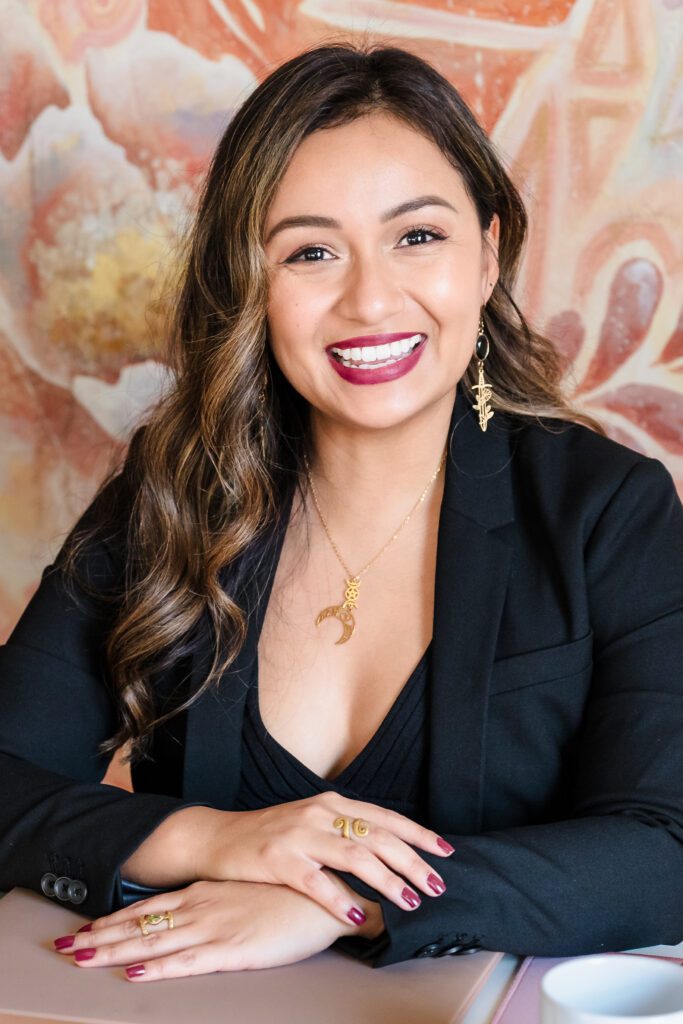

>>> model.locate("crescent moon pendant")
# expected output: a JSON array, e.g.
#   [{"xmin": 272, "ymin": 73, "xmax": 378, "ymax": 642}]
[{"xmin": 315, "ymin": 605, "xmax": 355, "ymax": 645}]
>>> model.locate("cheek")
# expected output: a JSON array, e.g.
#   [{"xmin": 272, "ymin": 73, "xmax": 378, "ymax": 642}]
[
  {"xmin": 415, "ymin": 274, "xmax": 476, "ymax": 328},
  {"xmin": 410, "ymin": 250, "xmax": 480, "ymax": 311},
  {"xmin": 266, "ymin": 286, "xmax": 302, "ymax": 364},
  {"xmin": 267, "ymin": 274, "xmax": 324, "ymax": 339}
]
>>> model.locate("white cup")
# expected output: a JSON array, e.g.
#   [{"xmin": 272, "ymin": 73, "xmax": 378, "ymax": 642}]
[{"xmin": 541, "ymin": 955, "xmax": 683, "ymax": 1023}]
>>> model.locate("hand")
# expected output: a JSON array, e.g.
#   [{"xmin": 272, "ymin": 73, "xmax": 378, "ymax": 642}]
[
  {"xmin": 53, "ymin": 878, "xmax": 374, "ymax": 980},
  {"xmin": 200, "ymin": 792, "xmax": 453, "ymax": 926}
]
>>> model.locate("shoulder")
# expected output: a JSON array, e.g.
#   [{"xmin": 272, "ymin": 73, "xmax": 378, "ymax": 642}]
[{"xmin": 504, "ymin": 412, "xmax": 679, "ymax": 532}]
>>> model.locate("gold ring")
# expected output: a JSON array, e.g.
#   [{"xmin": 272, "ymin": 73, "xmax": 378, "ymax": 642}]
[
  {"xmin": 333, "ymin": 816, "xmax": 370, "ymax": 839},
  {"xmin": 137, "ymin": 911, "xmax": 175, "ymax": 936}
]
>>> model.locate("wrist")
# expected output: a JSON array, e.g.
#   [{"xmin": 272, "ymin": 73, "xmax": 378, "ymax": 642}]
[
  {"xmin": 120, "ymin": 806, "xmax": 224, "ymax": 887},
  {"xmin": 190, "ymin": 807, "xmax": 238, "ymax": 879}
]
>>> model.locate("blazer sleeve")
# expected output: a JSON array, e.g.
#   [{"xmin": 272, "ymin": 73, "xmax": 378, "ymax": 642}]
[
  {"xmin": 0, "ymin": 483, "xmax": 211, "ymax": 918},
  {"xmin": 334, "ymin": 456, "xmax": 683, "ymax": 967}
]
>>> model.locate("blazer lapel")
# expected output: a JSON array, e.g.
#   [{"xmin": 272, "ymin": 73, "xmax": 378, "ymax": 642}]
[
  {"xmin": 427, "ymin": 380, "xmax": 517, "ymax": 835},
  {"xmin": 182, "ymin": 495, "xmax": 292, "ymax": 807}
]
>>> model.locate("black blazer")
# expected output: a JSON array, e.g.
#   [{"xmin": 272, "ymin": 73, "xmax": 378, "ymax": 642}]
[{"xmin": 1, "ymin": 380, "xmax": 682, "ymax": 969}]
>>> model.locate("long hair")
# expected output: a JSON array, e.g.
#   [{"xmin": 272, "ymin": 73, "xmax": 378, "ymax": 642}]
[{"xmin": 61, "ymin": 41, "xmax": 605, "ymax": 762}]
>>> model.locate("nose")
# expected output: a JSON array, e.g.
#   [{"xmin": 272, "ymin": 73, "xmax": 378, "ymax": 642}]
[{"xmin": 334, "ymin": 249, "xmax": 404, "ymax": 325}]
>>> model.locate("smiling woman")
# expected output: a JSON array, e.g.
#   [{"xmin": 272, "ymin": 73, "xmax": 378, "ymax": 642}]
[
  {"xmin": 263, "ymin": 116, "xmax": 498, "ymax": 422},
  {"xmin": 0, "ymin": 42, "xmax": 682, "ymax": 983}
]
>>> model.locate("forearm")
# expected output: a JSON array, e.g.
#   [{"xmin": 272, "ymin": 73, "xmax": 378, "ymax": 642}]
[
  {"xmin": 0, "ymin": 752, "xmax": 211, "ymax": 917},
  {"xmin": 120, "ymin": 806, "xmax": 231, "ymax": 888},
  {"xmin": 366, "ymin": 816, "xmax": 683, "ymax": 967}
]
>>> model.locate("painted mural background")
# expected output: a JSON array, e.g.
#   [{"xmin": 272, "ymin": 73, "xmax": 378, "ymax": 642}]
[{"xmin": 1, "ymin": 0, "xmax": 682, "ymax": 648}]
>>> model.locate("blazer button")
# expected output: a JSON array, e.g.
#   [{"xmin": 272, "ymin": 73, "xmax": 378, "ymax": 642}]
[
  {"xmin": 442, "ymin": 939, "xmax": 482, "ymax": 956},
  {"xmin": 53, "ymin": 876, "xmax": 72, "ymax": 901},
  {"xmin": 67, "ymin": 880, "xmax": 88, "ymax": 905},
  {"xmin": 40, "ymin": 872, "xmax": 57, "ymax": 898},
  {"xmin": 414, "ymin": 942, "xmax": 440, "ymax": 958}
]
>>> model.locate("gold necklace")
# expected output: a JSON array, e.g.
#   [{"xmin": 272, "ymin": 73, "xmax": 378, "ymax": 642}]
[{"xmin": 303, "ymin": 446, "xmax": 447, "ymax": 645}]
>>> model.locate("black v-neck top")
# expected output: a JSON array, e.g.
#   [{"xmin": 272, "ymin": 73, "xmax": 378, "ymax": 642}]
[{"xmin": 233, "ymin": 644, "xmax": 432, "ymax": 823}]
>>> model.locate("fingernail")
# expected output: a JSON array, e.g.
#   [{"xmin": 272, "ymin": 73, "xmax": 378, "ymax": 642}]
[
  {"xmin": 437, "ymin": 837, "xmax": 455, "ymax": 854},
  {"xmin": 77, "ymin": 923, "xmax": 93, "ymax": 933},
  {"xmin": 427, "ymin": 872, "xmax": 447, "ymax": 895},
  {"xmin": 54, "ymin": 935, "xmax": 75, "ymax": 950},
  {"xmin": 347, "ymin": 906, "xmax": 367, "ymax": 926},
  {"xmin": 126, "ymin": 964, "xmax": 146, "ymax": 978},
  {"xmin": 401, "ymin": 886, "xmax": 421, "ymax": 909},
  {"xmin": 74, "ymin": 948, "xmax": 96, "ymax": 962}
]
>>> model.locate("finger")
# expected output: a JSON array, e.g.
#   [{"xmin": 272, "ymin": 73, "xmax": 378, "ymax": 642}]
[
  {"xmin": 55, "ymin": 911, "xmax": 187, "ymax": 956},
  {"xmin": 82, "ymin": 891, "xmax": 188, "ymax": 932},
  {"xmin": 55, "ymin": 893, "xmax": 188, "ymax": 953},
  {"xmin": 319, "ymin": 832, "xmax": 438, "ymax": 912},
  {"xmin": 71, "ymin": 923, "xmax": 198, "ymax": 969},
  {"xmin": 342, "ymin": 823, "xmax": 447, "ymax": 898},
  {"xmin": 328, "ymin": 794, "xmax": 454, "ymax": 857},
  {"xmin": 124, "ymin": 942, "xmax": 242, "ymax": 981},
  {"xmin": 286, "ymin": 859, "xmax": 374, "ymax": 928}
]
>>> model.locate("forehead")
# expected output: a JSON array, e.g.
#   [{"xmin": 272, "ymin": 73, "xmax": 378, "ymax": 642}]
[{"xmin": 264, "ymin": 112, "xmax": 471, "ymax": 223}]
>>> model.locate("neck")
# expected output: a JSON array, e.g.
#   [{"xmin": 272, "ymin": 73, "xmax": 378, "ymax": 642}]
[{"xmin": 305, "ymin": 387, "xmax": 457, "ymax": 533}]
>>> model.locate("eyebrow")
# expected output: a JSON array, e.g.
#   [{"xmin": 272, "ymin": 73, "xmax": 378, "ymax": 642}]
[{"xmin": 264, "ymin": 194, "xmax": 458, "ymax": 244}]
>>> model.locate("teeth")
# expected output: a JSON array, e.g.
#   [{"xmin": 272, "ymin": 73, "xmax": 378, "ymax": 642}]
[{"xmin": 330, "ymin": 334, "xmax": 423, "ymax": 368}]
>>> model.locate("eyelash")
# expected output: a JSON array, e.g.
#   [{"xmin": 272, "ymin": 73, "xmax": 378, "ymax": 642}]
[{"xmin": 284, "ymin": 225, "xmax": 447, "ymax": 263}]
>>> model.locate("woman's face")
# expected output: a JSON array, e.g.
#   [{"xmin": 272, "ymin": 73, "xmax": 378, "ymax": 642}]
[{"xmin": 263, "ymin": 112, "xmax": 500, "ymax": 433}]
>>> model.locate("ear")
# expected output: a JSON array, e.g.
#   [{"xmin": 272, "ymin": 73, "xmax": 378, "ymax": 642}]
[{"xmin": 481, "ymin": 213, "xmax": 500, "ymax": 304}]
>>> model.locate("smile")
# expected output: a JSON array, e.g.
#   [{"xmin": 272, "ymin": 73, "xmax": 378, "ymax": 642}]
[{"xmin": 329, "ymin": 333, "xmax": 424, "ymax": 369}]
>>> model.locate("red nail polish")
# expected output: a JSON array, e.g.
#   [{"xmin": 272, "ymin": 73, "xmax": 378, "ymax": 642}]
[
  {"xmin": 427, "ymin": 873, "xmax": 447, "ymax": 895},
  {"xmin": 77, "ymin": 923, "xmax": 93, "ymax": 933},
  {"xmin": 126, "ymin": 964, "xmax": 146, "ymax": 978},
  {"xmin": 401, "ymin": 886, "xmax": 421, "ymax": 909},
  {"xmin": 74, "ymin": 948, "xmax": 96, "ymax": 962},
  {"xmin": 54, "ymin": 935, "xmax": 75, "ymax": 950},
  {"xmin": 347, "ymin": 906, "xmax": 367, "ymax": 926},
  {"xmin": 437, "ymin": 837, "xmax": 455, "ymax": 854}
]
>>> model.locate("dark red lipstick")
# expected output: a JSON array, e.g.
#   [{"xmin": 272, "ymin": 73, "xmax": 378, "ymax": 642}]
[{"xmin": 326, "ymin": 331, "xmax": 427, "ymax": 386}]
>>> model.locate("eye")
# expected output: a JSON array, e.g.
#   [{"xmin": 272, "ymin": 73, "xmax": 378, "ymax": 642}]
[
  {"xmin": 284, "ymin": 245, "xmax": 334, "ymax": 264},
  {"xmin": 398, "ymin": 226, "xmax": 447, "ymax": 247}
]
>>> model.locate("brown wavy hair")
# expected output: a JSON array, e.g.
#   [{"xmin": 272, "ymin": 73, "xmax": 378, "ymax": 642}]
[{"xmin": 61, "ymin": 40, "xmax": 605, "ymax": 762}]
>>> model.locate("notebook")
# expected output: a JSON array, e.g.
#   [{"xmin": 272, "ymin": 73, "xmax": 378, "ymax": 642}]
[
  {"xmin": 490, "ymin": 952, "xmax": 683, "ymax": 1024},
  {"xmin": 0, "ymin": 887, "xmax": 502, "ymax": 1024}
]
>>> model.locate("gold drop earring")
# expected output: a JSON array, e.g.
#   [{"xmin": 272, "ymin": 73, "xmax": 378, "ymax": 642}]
[{"xmin": 471, "ymin": 311, "xmax": 494, "ymax": 432}]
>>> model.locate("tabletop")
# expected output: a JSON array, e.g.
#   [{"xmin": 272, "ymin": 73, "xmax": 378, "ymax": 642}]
[{"xmin": 2, "ymin": 887, "xmax": 682, "ymax": 1024}]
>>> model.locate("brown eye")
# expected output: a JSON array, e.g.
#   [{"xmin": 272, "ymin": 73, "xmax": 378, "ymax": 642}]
[
  {"xmin": 399, "ymin": 227, "xmax": 446, "ymax": 247},
  {"xmin": 285, "ymin": 246, "xmax": 333, "ymax": 263}
]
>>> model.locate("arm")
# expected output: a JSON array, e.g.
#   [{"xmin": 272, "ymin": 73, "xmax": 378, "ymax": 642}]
[
  {"xmin": 334, "ymin": 457, "xmax": 683, "ymax": 967},
  {"xmin": 0, "ymin": 486, "xmax": 213, "ymax": 917},
  {"xmin": 1, "ymin": 478, "xmax": 442, "ymax": 930}
]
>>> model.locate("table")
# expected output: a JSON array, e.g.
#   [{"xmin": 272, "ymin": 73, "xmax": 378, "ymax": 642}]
[{"xmin": 2, "ymin": 887, "xmax": 681, "ymax": 1024}]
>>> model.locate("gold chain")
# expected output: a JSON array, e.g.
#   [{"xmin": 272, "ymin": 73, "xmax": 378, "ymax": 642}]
[{"xmin": 303, "ymin": 445, "xmax": 447, "ymax": 644}]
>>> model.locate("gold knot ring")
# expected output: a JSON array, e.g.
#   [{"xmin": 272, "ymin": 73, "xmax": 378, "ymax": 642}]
[
  {"xmin": 137, "ymin": 911, "xmax": 175, "ymax": 936},
  {"xmin": 333, "ymin": 816, "xmax": 370, "ymax": 840}
]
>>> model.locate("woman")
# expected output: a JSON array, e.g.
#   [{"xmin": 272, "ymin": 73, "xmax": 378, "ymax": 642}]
[{"xmin": 1, "ymin": 43, "xmax": 682, "ymax": 981}]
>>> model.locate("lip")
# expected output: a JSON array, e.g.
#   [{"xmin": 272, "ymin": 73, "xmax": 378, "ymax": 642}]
[
  {"xmin": 327, "ymin": 335, "xmax": 427, "ymax": 386},
  {"xmin": 325, "ymin": 332, "xmax": 423, "ymax": 353}
]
